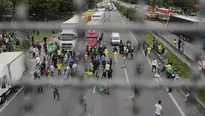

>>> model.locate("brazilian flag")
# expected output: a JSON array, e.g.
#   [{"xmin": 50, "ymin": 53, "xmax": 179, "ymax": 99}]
[
  {"xmin": 48, "ymin": 44, "xmax": 57, "ymax": 53},
  {"xmin": 95, "ymin": 77, "xmax": 107, "ymax": 94},
  {"xmin": 95, "ymin": 86, "xmax": 105, "ymax": 94},
  {"xmin": 84, "ymin": 72, "xmax": 94, "ymax": 80},
  {"xmin": 48, "ymin": 72, "xmax": 53, "ymax": 78}
]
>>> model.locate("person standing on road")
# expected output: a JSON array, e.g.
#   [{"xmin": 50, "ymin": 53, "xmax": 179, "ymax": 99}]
[
  {"xmin": 109, "ymin": 58, "xmax": 112, "ymax": 68},
  {"xmin": 147, "ymin": 46, "xmax": 151, "ymax": 56},
  {"xmin": 144, "ymin": 47, "xmax": 148, "ymax": 57},
  {"xmin": 113, "ymin": 51, "xmax": 118, "ymax": 63},
  {"xmin": 57, "ymin": 48, "xmax": 62, "ymax": 59},
  {"xmin": 36, "ymin": 55, "xmax": 41, "ymax": 69},
  {"xmin": 32, "ymin": 47, "xmax": 36, "ymax": 58},
  {"xmin": 34, "ymin": 69, "xmax": 39, "ymax": 80},
  {"xmin": 52, "ymin": 86, "xmax": 60, "ymax": 100},
  {"xmin": 57, "ymin": 61, "xmax": 62, "ymax": 76},
  {"xmin": 178, "ymin": 39, "xmax": 181, "ymax": 50},
  {"xmin": 184, "ymin": 90, "xmax": 190, "ymax": 103},
  {"xmin": 105, "ymin": 62, "xmax": 110, "ymax": 73},
  {"xmin": 63, "ymin": 69, "xmax": 68, "ymax": 79},
  {"xmin": 152, "ymin": 58, "xmax": 157, "ymax": 73},
  {"xmin": 155, "ymin": 100, "xmax": 163, "ymax": 116},
  {"xmin": 37, "ymin": 44, "xmax": 42, "ymax": 56},
  {"xmin": 43, "ymin": 36, "xmax": 47, "ymax": 43},
  {"xmin": 108, "ymin": 68, "xmax": 113, "ymax": 79}
]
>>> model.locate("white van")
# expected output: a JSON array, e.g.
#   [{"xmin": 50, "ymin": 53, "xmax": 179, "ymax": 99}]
[{"xmin": 111, "ymin": 32, "xmax": 120, "ymax": 45}]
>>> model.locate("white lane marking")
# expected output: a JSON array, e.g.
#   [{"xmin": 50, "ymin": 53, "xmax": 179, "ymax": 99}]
[
  {"xmin": 93, "ymin": 86, "xmax": 96, "ymax": 93},
  {"xmin": 123, "ymin": 68, "xmax": 130, "ymax": 84},
  {"xmin": 0, "ymin": 87, "xmax": 23, "ymax": 113},
  {"xmin": 0, "ymin": 65, "xmax": 36, "ymax": 112},
  {"xmin": 117, "ymin": 11, "xmax": 186, "ymax": 116}
]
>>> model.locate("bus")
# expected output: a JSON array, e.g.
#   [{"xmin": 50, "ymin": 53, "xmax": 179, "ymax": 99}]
[{"xmin": 168, "ymin": 14, "xmax": 205, "ymax": 42}]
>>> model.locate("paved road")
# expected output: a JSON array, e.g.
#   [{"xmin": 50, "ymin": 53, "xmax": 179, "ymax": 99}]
[
  {"xmin": 115, "ymin": 0, "xmax": 205, "ymax": 60},
  {"xmin": 115, "ymin": 1, "xmax": 201, "ymax": 115},
  {"xmin": 0, "ymin": 10, "xmax": 200, "ymax": 116}
]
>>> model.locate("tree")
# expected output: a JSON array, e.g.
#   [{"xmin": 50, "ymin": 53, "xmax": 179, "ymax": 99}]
[
  {"xmin": 0, "ymin": 0, "xmax": 12, "ymax": 20},
  {"xmin": 59, "ymin": 0, "xmax": 74, "ymax": 15},
  {"xmin": 28, "ymin": 0, "xmax": 60, "ymax": 20},
  {"xmin": 183, "ymin": 0, "xmax": 197, "ymax": 13},
  {"xmin": 86, "ymin": 0, "xmax": 96, "ymax": 9},
  {"xmin": 10, "ymin": 0, "xmax": 21, "ymax": 20},
  {"xmin": 173, "ymin": 0, "xmax": 197, "ymax": 13}
]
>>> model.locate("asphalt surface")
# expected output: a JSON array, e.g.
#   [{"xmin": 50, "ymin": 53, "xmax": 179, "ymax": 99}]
[
  {"xmin": 0, "ymin": 10, "xmax": 201, "ymax": 116},
  {"xmin": 115, "ymin": 0, "xmax": 205, "ymax": 60}
]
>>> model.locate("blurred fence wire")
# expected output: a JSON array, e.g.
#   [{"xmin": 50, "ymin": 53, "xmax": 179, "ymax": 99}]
[
  {"xmin": 1, "ymin": 0, "xmax": 205, "ymax": 115},
  {"xmin": 3, "ymin": 0, "xmax": 203, "ymax": 88}
]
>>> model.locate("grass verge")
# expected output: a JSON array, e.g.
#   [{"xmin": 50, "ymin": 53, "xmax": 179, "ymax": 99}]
[
  {"xmin": 14, "ymin": 45, "xmax": 24, "ymax": 51},
  {"xmin": 197, "ymin": 88, "xmax": 205, "ymax": 105},
  {"xmin": 32, "ymin": 30, "xmax": 52, "ymax": 43},
  {"xmin": 144, "ymin": 32, "xmax": 191, "ymax": 78}
]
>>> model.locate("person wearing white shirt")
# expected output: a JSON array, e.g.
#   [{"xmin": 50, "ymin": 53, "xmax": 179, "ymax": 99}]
[
  {"xmin": 155, "ymin": 100, "xmax": 163, "ymax": 116},
  {"xmin": 36, "ymin": 56, "xmax": 41, "ymax": 69},
  {"xmin": 152, "ymin": 58, "xmax": 157, "ymax": 73},
  {"xmin": 50, "ymin": 65, "xmax": 54, "ymax": 74}
]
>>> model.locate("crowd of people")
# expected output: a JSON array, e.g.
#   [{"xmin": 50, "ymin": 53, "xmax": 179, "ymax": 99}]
[
  {"xmin": 144, "ymin": 37, "xmax": 179, "ymax": 80},
  {"xmin": 82, "ymin": 40, "xmax": 136, "ymax": 94},
  {"xmin": 0, "ymin": 31, "xmax": 19, "ymax": 53}
]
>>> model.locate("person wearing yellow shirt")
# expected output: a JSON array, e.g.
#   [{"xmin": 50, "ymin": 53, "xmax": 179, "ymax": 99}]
[
  {"xmin": 158, "ymin": 44, "xmax": 162, "ymax": 53},
  {"xmin": 104, "ymin": 49, "xmax": 108, "ymax": 61},
  {"xmin": 66, "ymin": 65, "xmax": 70, "ymax": 76},
  {"xmin": 104, "ymin": 49, "xmax": 108, "ymax": 56},
  {"xmin": 57, "ymin": 49, "xmax": 62, "ymax": 59},
  {"xmin": 113, "ymin": 51, "xmax": 118, "ymax": 63},
  {"xmin": 123, "ymin": 46, "xmax": 126, "ymax": 55},
  {"xmin": 166, "ymin": 64, "xmax": 172, "ymax": 78},
  {"xmin": 57, "ymin": 62, "xmax": 62, "ymax": 76},
  {"xmin": 147, "ymin": 46, "xmax": 151, "ymax": 55},
  {"xmin": 105, "ymin": 63, "xmax": 110, "ymax": 72},
  {"xmin": 173, "ymin": 39, "xmax": 177, "ymax": 46}
]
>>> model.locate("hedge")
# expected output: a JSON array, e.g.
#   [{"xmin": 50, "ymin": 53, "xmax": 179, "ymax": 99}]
[
  {"xmin": 144, "ymin": 32, "xmax": 191, "ymax": 78},
  {"xmin": 113, "ymin": 2, "xmax": 136, "ymax": 21}
]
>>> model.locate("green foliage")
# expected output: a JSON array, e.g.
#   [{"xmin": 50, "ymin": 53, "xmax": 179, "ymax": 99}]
[
  {"xmin": 150, "ymin": 0, "xmax": 197, "ymax": 12},
  {"xmin": 28, "ymin": 0, "xmax": 60, "ymax": 20},
  {"xmin": 113, "ymin": 2, "xmax": 136, "ymax": 21},
  {"xmin": 144, "ymin": 32, "xmax": 191, "ymax": 78},
  {"xmin": 197, "ymin": 88, "xmax": 205, "ymax": 105},
  {"xmin": 0, "ymin": 0, "xmax": 12, "ymax": 20},
  {"xmin": 59, "ymin": 0, "xmax": 74, "ymax": 14},
  {"xmin": 86, "ymin": 0, "xmax": 96, "ymax": 9}
]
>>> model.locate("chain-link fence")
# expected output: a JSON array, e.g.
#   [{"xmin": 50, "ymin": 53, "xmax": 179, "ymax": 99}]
[{"xmin": 1, "ymin": 0, "xmax": 205, "ymax": 116}]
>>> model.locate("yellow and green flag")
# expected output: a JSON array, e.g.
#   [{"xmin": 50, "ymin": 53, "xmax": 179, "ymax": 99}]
[
  {"xmin": 95, "ymin": 77, "xmax": 107, "ymax": 94},
  {"xmin": 48, "ymin": 44, "xmax": 57, "ymax": 53}
]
